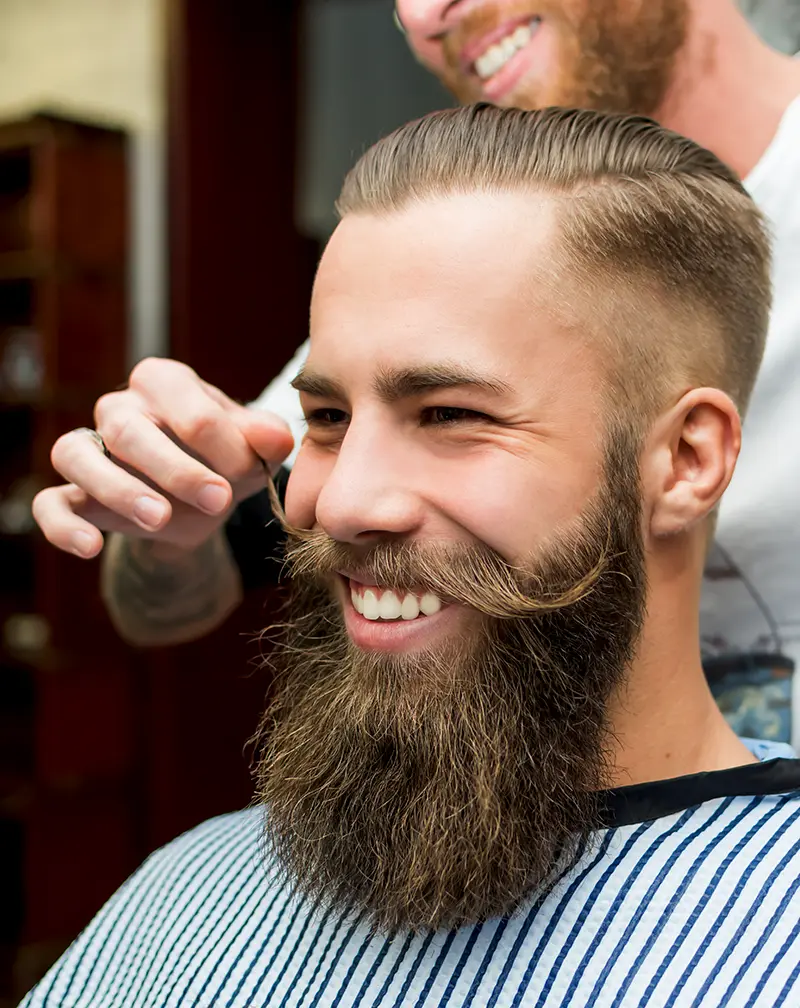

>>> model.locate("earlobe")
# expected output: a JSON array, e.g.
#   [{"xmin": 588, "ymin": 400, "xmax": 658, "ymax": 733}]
[{"xmin": 648, "ymin": 389, "xmax": 741, "ymax": 538}]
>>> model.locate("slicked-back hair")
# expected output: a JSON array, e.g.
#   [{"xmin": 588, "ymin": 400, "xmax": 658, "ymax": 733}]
[{"xmin": 336, "ymin": 104, "xmax": 771, "ymax": 429}]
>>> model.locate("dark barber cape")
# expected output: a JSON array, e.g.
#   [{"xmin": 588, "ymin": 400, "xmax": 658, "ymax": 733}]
[
  {"xmin": 21, "ymin": 740, "xmax": 800, "ymax": 1007},
  {"xmin": 224, "ymin": 464, "xmax": 290, "ymax": 590}
]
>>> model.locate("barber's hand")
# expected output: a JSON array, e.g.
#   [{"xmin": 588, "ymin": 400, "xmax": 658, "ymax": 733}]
[{"xmin": 32, "ymin": 357, "xmax": 294, "ymax": 558}]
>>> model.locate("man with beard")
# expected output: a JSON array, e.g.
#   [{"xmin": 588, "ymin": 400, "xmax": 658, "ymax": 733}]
[
  {"xmin": 23, "ymin": 105, "xmax": 800, "ymax": 1008},
  {"xmin": 34, "ymin": 0, "xmax": 800, "ymax": 746}
]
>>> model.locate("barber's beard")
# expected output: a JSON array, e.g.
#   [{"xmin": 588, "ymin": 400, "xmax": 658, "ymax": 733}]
[
  {"xmin": 252, "ymin": 433, "xmax": 646, "ymax": 932},
  {"xmin": 440, "ymin": 0, "xmax": 688, "ymax": 118}
]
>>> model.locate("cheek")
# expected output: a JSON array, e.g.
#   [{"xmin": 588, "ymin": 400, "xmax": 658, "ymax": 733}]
[
  {"xmin": 425, "ymin": 451, "xmax": 597, "ymax": 565},
  {"xmin": 410, "ymin": 35, "xmax": 444, "ymax": 69}
]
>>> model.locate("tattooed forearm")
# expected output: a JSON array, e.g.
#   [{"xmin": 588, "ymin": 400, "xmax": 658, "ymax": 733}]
[{"xmin": 100, "ymin": 531, "xmax": 243, "ymax": 646}]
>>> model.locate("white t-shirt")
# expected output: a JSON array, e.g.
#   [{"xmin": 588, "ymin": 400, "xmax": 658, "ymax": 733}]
[
  {"xmin": 699, "ymin": 93, "xmax": 800, "ymax": 738},
  {"xmin": 251, "ymin": 95, "xmax": 800, "ymax": 708}
]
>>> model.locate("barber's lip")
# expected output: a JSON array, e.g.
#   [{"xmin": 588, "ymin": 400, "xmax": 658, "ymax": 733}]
[{"xmin": 459, "ymin": 13, "xmax": 538, "ymax": 72}]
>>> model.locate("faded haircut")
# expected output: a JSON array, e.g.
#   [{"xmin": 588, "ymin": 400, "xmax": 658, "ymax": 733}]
[{"xmin": 336, "ymin": 104, "xmax": 771, "ymax": 432}]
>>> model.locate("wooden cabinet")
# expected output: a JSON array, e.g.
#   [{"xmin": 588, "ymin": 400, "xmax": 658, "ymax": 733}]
[{"xmin": 0, "ymin": 113, "xmax": 139, "ymax": 1003}]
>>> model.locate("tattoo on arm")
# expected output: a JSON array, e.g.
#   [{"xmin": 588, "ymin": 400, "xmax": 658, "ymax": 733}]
[{"xmin": 101, "ymin": 532, "xmax": 243, "ymax": 646}]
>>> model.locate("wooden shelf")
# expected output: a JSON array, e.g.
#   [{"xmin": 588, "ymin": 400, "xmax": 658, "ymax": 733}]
[{"xmin": 0, "ymin": 111, "xmax": 135, "ymax": 999}]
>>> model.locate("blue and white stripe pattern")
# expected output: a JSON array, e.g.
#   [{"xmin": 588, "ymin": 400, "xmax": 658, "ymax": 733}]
[{"xmin": 22, "ymin": 740, "xmax": 800, "ymax": 1007}]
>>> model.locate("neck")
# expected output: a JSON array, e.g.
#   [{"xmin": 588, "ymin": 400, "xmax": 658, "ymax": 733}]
[
  {"xmin": 657, "ymin": 0, "xmax": 800, "ymax": 179},
  {"xmin": 607, "ymin": 531, "xmax": 756, "ymax": 788}
]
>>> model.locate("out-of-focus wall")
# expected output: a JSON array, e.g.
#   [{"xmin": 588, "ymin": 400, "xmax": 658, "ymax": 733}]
[
  {"xmin": 299, "ymin": 0, "xmax": 450, "ymax": 239},
  {"xmin": 0, "ymin": 0, "xmax": 166, "ymax": 362},
  {"xmin": 741, "ymin": 0, "xmax": 800, "ymax": 52}
]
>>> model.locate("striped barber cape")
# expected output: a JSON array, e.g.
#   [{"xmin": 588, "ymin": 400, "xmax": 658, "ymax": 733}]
[{"xmin": 22, "ymin": 739, "xmax": 800, "ymax": 1008}]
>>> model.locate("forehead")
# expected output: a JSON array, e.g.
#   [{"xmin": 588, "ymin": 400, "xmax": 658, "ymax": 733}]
[
  {"xmin": 307, "ymin": 193, "xmax": 605, "ymax": 407},
  {"xmin": 311, "ymin": 191, "xmax": 577, "ymax": 363}
]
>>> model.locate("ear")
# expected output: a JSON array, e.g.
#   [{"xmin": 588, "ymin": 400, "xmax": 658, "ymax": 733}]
[{"xmin": 643, "ymin": 388, "xmax": 741, "ymax": 538}]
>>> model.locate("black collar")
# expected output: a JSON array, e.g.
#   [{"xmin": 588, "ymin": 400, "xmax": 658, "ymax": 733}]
[{"xmin": 599, "ymin": 758, "xmax": 800, "ymax": 828}]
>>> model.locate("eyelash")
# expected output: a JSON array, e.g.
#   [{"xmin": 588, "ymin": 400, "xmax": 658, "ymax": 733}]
[{"xmin": 305, "ymin": 406, "xmax": 490, "ymax": 427}]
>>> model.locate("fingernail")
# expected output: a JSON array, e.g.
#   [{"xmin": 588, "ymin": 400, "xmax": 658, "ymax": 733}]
[
  {"xmin": 71, "ymin": 531, "xmax": 97, "ymax": 558},
  {"xmin": 133, "ymin": 496, "xmax": 168, "ymax": 529},
  {"xmin": 196, "ymin": 483, "xmax": 229, "ymax": 515}
]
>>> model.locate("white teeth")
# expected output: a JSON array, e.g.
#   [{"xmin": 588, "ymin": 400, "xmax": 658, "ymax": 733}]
[
  {"xmin": 474, "ymin": 19, "xmax": 536, "ymax": 81},
  {"xmin": 350, "ymin": 586, "xmax": 364, "ymax": 614},
  {"xmin": 350, "ymin": 585, "xmax": 443, "ymax": 622},
  {"xmin": 362, "ymin": 588, "xmax": 380, "ymax": 621},
  {"xmin": 400, "ymin": 594, "xmax": 420, "ymax": 621},
  {"xmin": 419, "ymin": 593, "xmax": 442, "ymax": 616},
  {"xmin": 378, "ymin": 590, "xmax": 402, "ymax": 620}
]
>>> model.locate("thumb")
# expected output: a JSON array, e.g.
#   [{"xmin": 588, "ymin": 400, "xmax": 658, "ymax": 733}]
[{"xmin": 237, "ymin": 408, "xmax": 295, "ymax": 473}]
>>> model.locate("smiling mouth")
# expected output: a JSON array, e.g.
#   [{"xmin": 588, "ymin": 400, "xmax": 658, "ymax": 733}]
[
  {"xmin": 471, "ymin": 17, "xmax": 542, "ymax": 81},
  {"xmin": 348, "ymin": 579, "xmax": 444, "ymax": 622}
]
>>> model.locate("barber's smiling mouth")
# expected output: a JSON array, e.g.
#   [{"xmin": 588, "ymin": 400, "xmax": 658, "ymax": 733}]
[
  {"xmin": 339, "ymin": 576, "xmax": 458, "ymax": 652},
  {"xmin": 460, "ymin": 15, "xmax": 543, "ymax": 100}
]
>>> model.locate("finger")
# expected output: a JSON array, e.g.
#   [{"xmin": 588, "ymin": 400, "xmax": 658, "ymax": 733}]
[
  {"xmin": 33, "ymin": 482, "xmax": 227, "ymax": 556},
  {"xmin": 94, "ymin": 408, "xmax": 235, "ymax": 516},
  {"xmin": 50, "ymin": 427, "xmax": 176, "ymax": 531},
  {"xmin": 236, "ymin": 409, "xmax": 295, "ymax": 473},
  {"xmin": 33, "ymin": 485, "xmax": 107, "ymax": 558},
  {"xmin": 199, "ymin": 379, "xmax": 242, "ymax": 412},
  {"xmin": 77, "ymin": 495, "xmax": 226, "ymax": 551},
  {"xmin": 129, "ymin": 360, "xmax": 258, "ymax": 478}
]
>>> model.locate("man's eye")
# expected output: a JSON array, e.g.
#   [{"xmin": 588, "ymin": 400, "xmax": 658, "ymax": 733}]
[
  {"xmin": 424, "ymin": 406, "xmax": 487, "ymax": 425},
  {"xmin": 306, "ymin": 408, "xmax": 349, "ymax": 426}
]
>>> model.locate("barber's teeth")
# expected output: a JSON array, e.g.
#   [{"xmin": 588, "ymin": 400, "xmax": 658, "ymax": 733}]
[
  {"xmin": 419, "ymin": 593, "xmax": 442, "ymax": 616},
  {"xmin": 378, "ymin": 590, "xmax": 402, "ymax": 620},
  {"xmin": 474, "ymin": 19, "xmax": 536, "ymax": 81},
  {"xmin": 400, "ymin": 594, "xmax": 420, "ymax": 621},
  {"xmin": 362, "ymin": 589, "xmax": 380, "ymax": 621}
]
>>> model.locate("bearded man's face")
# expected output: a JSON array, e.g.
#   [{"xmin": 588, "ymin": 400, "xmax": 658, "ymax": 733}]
[
  {"xmin": 395, "ymin": 0, "xmax": 688, "ymax": 117},
  {"xmin": 253, "ymin": 193, "xmax": 648, "ymax": 931}
]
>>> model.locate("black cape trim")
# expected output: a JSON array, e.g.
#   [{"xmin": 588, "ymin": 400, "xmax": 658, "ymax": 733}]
[{"xmin": 599, "ymin": 757, "xmax": 800, "ymax": 828}]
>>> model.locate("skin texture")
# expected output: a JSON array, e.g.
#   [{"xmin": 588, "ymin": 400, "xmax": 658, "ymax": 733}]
[{"xmin": 250, "ymin": 191, "xmax": 756, "ymax": 930}]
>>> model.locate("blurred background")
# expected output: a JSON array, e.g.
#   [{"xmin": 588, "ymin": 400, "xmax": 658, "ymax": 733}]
[{"xmin": 0, "ymin": 0, "xmax": 797, "ymax": 1002}]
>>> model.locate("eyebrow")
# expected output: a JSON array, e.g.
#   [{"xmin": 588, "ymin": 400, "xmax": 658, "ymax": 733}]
[
  {"xmin": 374, "ymin": 363, "xmax": 512, "ymax": 401},
  {"xmin": 291, "ymin": 370, "xmax": 346, "ymax": 400},
  {"xmin": 291, "ymin": 363, "xmax": 512, "ymax": 403}
]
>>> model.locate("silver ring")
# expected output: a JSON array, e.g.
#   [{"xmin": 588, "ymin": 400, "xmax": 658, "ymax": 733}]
[{"xmin": 74, "ymin": 427, "xmax": 110, "ymax": 458}]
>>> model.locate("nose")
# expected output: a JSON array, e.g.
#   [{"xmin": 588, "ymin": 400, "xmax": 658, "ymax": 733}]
[
  {"xmin": 314, "ymin": 420, "xmax": 425, "ymax": 545},
  {"xmin": 395, "ymin": 0, "xmax": 469, "ymax": 39}
]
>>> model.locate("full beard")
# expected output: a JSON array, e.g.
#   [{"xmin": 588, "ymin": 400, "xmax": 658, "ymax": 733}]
[
  {"xmin": 440, "ymin": 0, "xmax": 688, "ymax": 118},
  {"xmin": 252, "ymin": 432, "xmax": 647, "ymax": 932}
]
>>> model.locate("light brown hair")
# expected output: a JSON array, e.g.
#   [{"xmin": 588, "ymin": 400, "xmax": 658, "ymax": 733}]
[{"xmin": 336, "ymin": 104, "xmax": 771, "ymax": 430}]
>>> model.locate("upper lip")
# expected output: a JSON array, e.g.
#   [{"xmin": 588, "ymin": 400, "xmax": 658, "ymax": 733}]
[
  {"xmin": 337, "ymin": 570, "xmax": 434, "ymax": 597},
  {"xmin": 459, "ymin": 14, "xmax": 538, "ymax": 73},
  {"xmin": 337, "ymin": 569, "xmax": 384, "ymax": 589}
]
